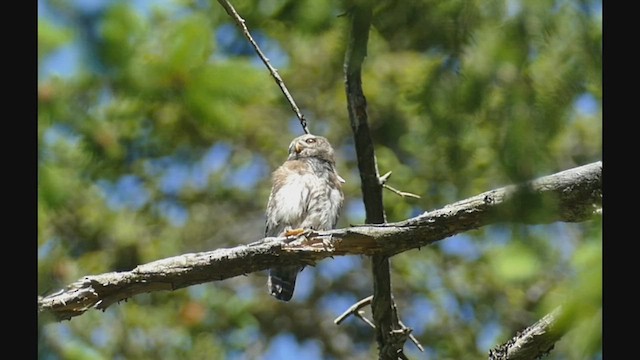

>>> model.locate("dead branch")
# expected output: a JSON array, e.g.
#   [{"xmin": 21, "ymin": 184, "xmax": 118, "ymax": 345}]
[
  {"xmin": 38, "ymin": 161, "xmax": 602, "ymax": 322},
  {"xmin": 216, "ymin": 0, "xmax": 309, "ymax": 134},
  {"xmin": 334, "ymin": 295, "xmax": 424, "ymax": 352},
  {"xmin": 489, "ymin": 307, "xmax": 564, "ymax": 360},
  {"xmin": 379, "ymin": 171, "xmax": 421, "ymax": 199},
  {"xmin": 335, "ymin": 295, "xmax": 374, "ymax": 325}
]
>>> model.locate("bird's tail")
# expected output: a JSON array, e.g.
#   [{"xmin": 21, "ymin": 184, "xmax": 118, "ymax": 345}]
[{"xmin": 268, "ymin": 266, "xmax": 302, "ymax": 301}]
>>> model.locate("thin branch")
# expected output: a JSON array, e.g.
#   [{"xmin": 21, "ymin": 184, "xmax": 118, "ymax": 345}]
[
  {"xmin": 489, "ymin": 307, "xmax": 564, "ymax": 360},
  {"xmin": 383, "ymin": 184, "xmax": 422, "ymax": 199},
  {"xmin": 379, "ymin": 171, "xmax": 393, "ymax": 183},
  {"xmin": 334, "ymin": 295, "xmax": 373, "ymax": 325},
  {"xmin": 356, "ymin": 311, "xmax": 377, "ymax": 329},
  {"xmin": 335, "ymin": 295, "xmax": 424, "ymax": 352},
  {"xmin": 379, "ymin": 171, "xmax": 421, "ymax": 199},
  {"xmin": 38, "ymin": 161, "xmax": 602, "ymax": 322},
  {"xmin": 398, "ymin": 320, "xmax": 424, "ymax": 352},
  {"xmin": 391, "ymin": 300, "xmax": 424, "ymax": 352},
  {"xmin": 216, "ymin": 0, "xmax": 309, "ymax": 134}
]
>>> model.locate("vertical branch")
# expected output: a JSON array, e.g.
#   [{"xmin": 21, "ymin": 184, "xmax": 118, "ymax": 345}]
[
  {"xmin": 344, "ymin": 2, "xmax": 404, "ymax": 358},
  {"xmin": 344, "ymin": 7, "xmax": 384, "ymax": 221},
  {"xmin": 216, "ymin": 0, "xmax": 309, "ymax": 134}
]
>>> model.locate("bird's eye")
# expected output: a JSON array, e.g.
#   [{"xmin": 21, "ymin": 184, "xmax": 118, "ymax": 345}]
[{"xmin": 305, "ymin": 138, "xmax": 316, "ymax": 144}]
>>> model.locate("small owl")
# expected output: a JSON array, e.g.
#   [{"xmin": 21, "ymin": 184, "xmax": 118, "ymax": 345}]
[{"xmin": 265, "ymin": 134, "xmax": 344, "ymax": 301}]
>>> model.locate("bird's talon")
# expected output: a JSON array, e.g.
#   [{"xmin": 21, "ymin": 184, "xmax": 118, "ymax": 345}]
[{"xmin": 284, "ymin": 228, "xmax": 306, "ymax": 237}]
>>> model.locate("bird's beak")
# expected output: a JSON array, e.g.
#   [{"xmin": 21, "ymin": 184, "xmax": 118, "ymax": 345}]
[{"xmin": 294, "ymin": 142, "xmax": 303, "ymax": 154}]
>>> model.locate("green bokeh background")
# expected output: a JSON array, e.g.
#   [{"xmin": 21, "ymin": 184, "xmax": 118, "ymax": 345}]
[{"xmin": 38, "ymin": 0, "xmax": 602, "ymax": 358}]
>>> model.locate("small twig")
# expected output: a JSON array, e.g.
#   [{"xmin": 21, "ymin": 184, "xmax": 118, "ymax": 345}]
[
  {"xmin": 379, "ymin": 171, "xmax": 393, "ymax": 183},
  {"xmin": 391, "ymin": 297, "xmax": 424, "ymax": 352},
  {"xmin": 398, "ymin": 320, "xmax": 424, "ymax": 352},
  {"xmin": 334, "ymin": 295, "xmax": 373, "ymax": 324},
  {"xmin": 336, "ymin": 295, "xmax": 424, "ymax": 353},
  {"xmin": 379, "ymin": 171, "xmax": 421, "ymax": 199},
  {"xmin": 383, "ymin": 184, "xmax": 421, "ymax": 199},
  {"xmin": 216, "ymin": 0, "xmax": 309, "ymax": 134},
  {"xmin": 356, "ymin": 311, "xmax": 377, "ymax": 329}
]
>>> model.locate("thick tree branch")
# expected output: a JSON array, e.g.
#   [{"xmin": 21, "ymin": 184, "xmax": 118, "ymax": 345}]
[
  {"xmin": 38, "ymin": 161, "xmax": 601, "ymax": 322},
  {"xmin": 489, "ymin": 307, "xmax": 563, "ymax": 360}
]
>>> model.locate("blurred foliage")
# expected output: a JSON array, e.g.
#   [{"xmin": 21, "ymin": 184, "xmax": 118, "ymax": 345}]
[{"xmin": 38, "ymin": 0, "xmax": 601, "ymax": 359}]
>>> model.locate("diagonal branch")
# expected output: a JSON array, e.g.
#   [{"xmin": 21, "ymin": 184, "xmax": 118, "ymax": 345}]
[
  {"xmin": 216, "ymin": 0, "xmax": 309, "ymax": 134},
  {"xmin": 380, "ymin": 171, "xmax": 421, "ymax": 199},
  {"xmin": 334, "ymin": 295, "xmax": 424, "ymax": 352},
  {"xmin": 489, "ymin": 307, "xmax": 564, "ymax": 360},
  {"xmin": 334, "ymin": 295, "xmax": 374, "ymax": 325},
  {"xmin": 38, "ymin": 161, "xmax": 602, "ymax": 322}
]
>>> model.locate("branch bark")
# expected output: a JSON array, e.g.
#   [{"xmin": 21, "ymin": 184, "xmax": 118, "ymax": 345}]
[
  {"xmin": 489, "ymin": 307, "xmax": 564, "ymax": 360},
  {"xmin": 38, "ymin": 161, "xmax": 602, "ymax": 323}
]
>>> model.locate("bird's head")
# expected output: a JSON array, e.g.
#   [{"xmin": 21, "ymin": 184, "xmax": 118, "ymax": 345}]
[{"xmin": 287, "ymin": 134, "xmax": 336, "ymax": 163}]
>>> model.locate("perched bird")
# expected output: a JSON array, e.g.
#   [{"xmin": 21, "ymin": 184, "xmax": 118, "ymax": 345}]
[{"xmin": 265, "ymin": 133, "xmax": 344, "ymax": 301}]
